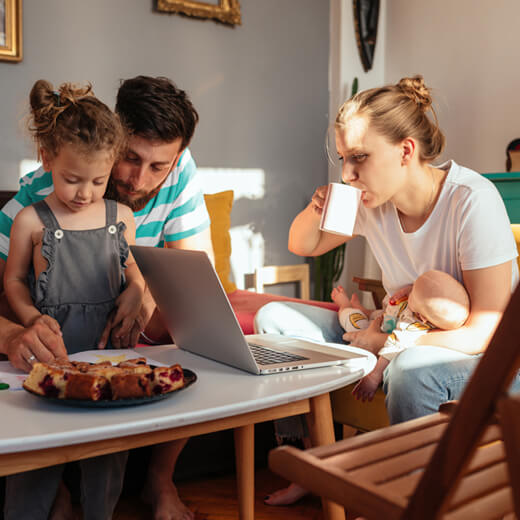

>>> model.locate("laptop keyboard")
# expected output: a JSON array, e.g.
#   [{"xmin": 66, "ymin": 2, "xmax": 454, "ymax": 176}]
[{"xmin": 248, "ymin": 343, "xmax": 309, "ymax": 366}]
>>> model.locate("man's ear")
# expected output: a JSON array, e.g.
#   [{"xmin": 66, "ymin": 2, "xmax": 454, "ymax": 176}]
[
  {"xmin": 40, "ymin": 148, "xmax": 52, "ymax": 172},
  {"xmin": 171, "ymin": 148, "xmax": 186, "ymax": 171},
  {"xmin": 400, "ymin": 137, "xmax": 416, "ymax": 165}
]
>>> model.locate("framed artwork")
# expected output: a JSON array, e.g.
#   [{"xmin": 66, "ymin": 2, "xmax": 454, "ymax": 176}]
[
  {"xmin": 353, "ymin": 0, "xmax": 379, "ymax": 72},
  {"xmin": 157, "ymin": 0, "xmax": 241, "ymax": 26},
  {"xmin": 0, "ymin": 0, "xmax": 22, "ymax": 62}
]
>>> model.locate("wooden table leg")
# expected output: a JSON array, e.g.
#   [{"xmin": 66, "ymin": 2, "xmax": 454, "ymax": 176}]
[
  {"xmin": 234, "ymin": 423, "xmax": 255, "ymax": 520},
  {"xmin": 308, "ymin": 393, "xmax": 346, "ymax": 520}
]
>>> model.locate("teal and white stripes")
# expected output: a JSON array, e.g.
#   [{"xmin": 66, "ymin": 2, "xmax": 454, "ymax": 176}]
[{"xmin": 0, "ymin": 147, "xmax": 210, "ymax": 260}]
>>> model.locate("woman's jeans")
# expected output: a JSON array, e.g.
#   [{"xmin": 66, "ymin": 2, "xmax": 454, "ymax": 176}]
[{"xmin": 254, "ymin": 301, "xmax": 520, "ymax": 425}]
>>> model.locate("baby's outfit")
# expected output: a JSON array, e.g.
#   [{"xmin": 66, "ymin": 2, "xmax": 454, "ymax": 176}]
[
  {"xmin": 338, "ymin": 295, "xmax": 435, "ymax": 361},
  {"xmin": 29, "ymin": 199, "xmax": 128, "ymax": 352},
  {"xmin": 5, "ymin": 199, "xmax": 129, "ymax": 520}
]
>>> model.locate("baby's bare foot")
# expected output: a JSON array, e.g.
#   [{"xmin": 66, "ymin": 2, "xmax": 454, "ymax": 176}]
[
  {"xmin": 142, "ymin": 479, "xmax": 194, "ymax": 520},
  {"xmin": 264, "ymin": 483, "xmax": 308, "ymax": 506},
  {"xmin": 331, "ymin": 286, "xmax": 351, "ymax": 308}
]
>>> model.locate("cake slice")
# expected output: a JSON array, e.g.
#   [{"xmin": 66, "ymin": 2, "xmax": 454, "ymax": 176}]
[
  {"xmin": 150, "ymin": 364, "xmax": 185, "ymax": 395},
  {"xmin": 23, "ymin": 362, "xmax": 70, "ymax": 398},
  {"xmin": 65, "ymin": 373, "xmax": 111, "ymax": 400},
  {"xmin": 111, "ymin": 373, "xmax": 152, "ymax": 399}
]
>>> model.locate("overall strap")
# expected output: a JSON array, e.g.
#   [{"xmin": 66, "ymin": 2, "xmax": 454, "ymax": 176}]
[
  {"xmin": 105, "ymin": 199, "xmax": 117, "ymax": 225},
  {"xmin": 33, "ymin": 200, "xmax": 60, "ymax": 229}
]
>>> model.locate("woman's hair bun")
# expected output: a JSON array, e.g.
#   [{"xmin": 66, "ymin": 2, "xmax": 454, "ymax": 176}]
[{"xmin": 397, "ymin": 75, "xmax": 432, "ymax": 112}]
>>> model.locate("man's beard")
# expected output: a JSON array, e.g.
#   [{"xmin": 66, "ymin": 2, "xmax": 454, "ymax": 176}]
[{"xmin": 105, "ymin": 177, "xmax": 162, "ymax": 212}]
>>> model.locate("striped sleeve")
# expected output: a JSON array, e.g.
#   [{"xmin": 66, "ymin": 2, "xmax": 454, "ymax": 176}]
[
  {"xmin": 162, "ymin": 149, "xmax": 210, "ymax": 243},
  {"xmin": 0, "ymin": 167, "xmax": 52, "ymax": 260}
]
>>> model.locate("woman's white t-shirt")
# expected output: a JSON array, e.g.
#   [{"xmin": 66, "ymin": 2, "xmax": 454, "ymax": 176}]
[{"xmin": 353, "ymin": 160, "xmax": 519, "ymax": 296}]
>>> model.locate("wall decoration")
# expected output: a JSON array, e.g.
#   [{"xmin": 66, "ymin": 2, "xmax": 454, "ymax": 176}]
[
  {"xmin": 157, "ymin": 0, "xmax": 241, "ymax": 26},
  {"xmin": 353, "ymin": 0, "xmax": 379, "ymax": 72},
  {"xmin": 0, "ymin": 0, "xmax": 22, "ymax": 62}
]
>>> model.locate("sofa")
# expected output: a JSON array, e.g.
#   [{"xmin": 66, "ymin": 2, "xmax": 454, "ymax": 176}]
[{"xmin": 203, "ymin": 190, "xmax": 339, "ymax": 333}]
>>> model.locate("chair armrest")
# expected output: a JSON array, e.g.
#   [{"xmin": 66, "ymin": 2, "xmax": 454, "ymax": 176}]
[{"xmin": 352, "ymin": 276, "xmax": 386, "ymax": 309}]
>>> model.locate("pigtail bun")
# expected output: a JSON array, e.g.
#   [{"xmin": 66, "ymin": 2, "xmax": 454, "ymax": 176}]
[
  {"xmin": 398, "ymin": 75, "xmax": 432, "ymax": 113},
  {"xmin": 335, "ymin": 74, "xmax": 445, "ymax": 163},
  {"xmin": 27, "ymin": 79, "xmax": 123, "ymax": 162}
]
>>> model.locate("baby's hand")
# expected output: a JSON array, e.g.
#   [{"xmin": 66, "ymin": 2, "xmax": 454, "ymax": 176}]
[
  {"xmin": 352, "ymin": 370, "xmax": 383, "ymax": 402},
  {"xmin": 389, "ymin": 284, "xmax": 413, "ymax": 305}
]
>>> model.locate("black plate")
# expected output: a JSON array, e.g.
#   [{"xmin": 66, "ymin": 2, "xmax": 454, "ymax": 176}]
[{"xmin": 23, "ymin": 368, "xmax": 197, "ymax": 408}]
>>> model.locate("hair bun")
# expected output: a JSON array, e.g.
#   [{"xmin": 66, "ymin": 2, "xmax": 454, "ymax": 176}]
[{"xmin": 398, "ymin": 75, "xmax": 432, "ymax": 112}]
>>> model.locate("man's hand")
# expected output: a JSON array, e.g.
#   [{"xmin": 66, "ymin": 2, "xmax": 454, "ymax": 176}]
[
  {"xmin": 98, "ymin": 305, "xmax": 146, "ymax": 350},
  {"xmin": 6, "ymin": 316, "xmax": 67, "ymax": 372},
  {"xmin": 342, "ymin": 314, "xmax": 387, "ymax": 354}
]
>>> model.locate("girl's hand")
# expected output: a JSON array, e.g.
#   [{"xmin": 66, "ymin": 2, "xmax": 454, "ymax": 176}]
[
  {"xmin": 342, "ymin": 314, "xmax": 387, "ymax": 354},
  {"xmin": 98, "ymin": 283, "xmax": 144, "ymax": 349},
  {"xmin": 352, "ymin": 371, "xmax": 383, "ymax": 402},
  {"xmin": 310, "ymin": 185, "xmax": 329, "ymax": 215}
]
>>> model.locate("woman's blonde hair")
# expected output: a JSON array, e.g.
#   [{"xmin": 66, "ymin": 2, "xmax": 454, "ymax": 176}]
[
  {"xmin": 335, "ymin": 75, "xmax": 445, "ymax": 162},
  {"xmin": 28, "ymin": 79, "xmax": 125, "ymax": 162}
]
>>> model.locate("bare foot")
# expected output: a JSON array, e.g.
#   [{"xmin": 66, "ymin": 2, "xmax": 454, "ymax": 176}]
[
  {"xmin": 142, "ymin": 479, "xmax": 194, "ymax": 520},
  {"xmin": 264, "ymin": 483, "xmax": 308, "ymax": 506},
  {"xmin": 331, "ymin": 286, "xmax": 352, "ymax": 309},
  {"xmin": 49, "ymin": 480, "xmax": 77, "ymax": 520}
]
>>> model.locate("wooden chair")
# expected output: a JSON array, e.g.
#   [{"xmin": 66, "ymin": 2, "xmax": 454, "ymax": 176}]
[
  {"xmin": 269, "ymin": 282, "xmax": 520, "ymax": 519},
  {"xmin": 245, "ymin": 263, "xmax": 310, "ymax": 300}
]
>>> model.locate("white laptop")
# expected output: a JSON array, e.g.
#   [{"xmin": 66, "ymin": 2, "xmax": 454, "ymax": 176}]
[{"xmin": 131, "ymin": 246, "xmax": 369, "ymax": 375}]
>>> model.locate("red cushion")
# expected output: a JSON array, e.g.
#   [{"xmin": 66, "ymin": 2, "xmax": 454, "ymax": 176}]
[{"xmin": 228, "ymin": 289, "xmax": 339, "ymax": 335}]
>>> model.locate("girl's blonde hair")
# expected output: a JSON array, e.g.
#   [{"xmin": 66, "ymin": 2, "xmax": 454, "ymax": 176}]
[
  {"xmin": 28, "ymin": 79, "xmax": 125, "ymax": 161},
  {"xmin": 335, "ymin": 75, "xmax": 445, "ymax": 162}
]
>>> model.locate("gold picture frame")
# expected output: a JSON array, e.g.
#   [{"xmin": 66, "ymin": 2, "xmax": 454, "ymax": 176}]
[
  {"xmin": 0, "ymin": 0, "xmax": 22, "ymax": 62},
  {"xmin": 157, "ymin": 0, "xmax": 241, "ymax": 26}
]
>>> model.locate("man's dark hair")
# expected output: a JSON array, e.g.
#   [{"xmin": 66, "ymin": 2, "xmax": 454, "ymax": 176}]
[{"xmin": 115, "ymin": 76, "xmax": 199, "ymax": 149}]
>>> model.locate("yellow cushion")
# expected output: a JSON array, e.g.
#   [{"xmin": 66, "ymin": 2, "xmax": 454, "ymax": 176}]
[
  {"xmin": 331, "ymin": 384, "xmax": 389, "ymax": 432},
  {"xmin": 204, "ymin": 191, "xmax": 237, "ymax": 294},
  {"xmin": 511, "ymin": 224, "xmax": 520, "ymax": 271}
]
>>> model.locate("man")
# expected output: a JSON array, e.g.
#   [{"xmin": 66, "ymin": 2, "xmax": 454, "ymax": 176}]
[{"xmin": 0, "ymin": 76, "xmax": 213, "ymax": 520}]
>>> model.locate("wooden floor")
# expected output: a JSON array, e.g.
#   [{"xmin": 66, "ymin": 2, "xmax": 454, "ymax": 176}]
[{"xmin": 112, "ymin": 467, "xmax": 323, "ymax": 520}]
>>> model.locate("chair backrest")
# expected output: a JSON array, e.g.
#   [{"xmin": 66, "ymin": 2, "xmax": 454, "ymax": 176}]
[
  {"xmin": 245, "ymin": 264, "xmax": 310, "ymax": 300},
  {"xmin": 404, "ymin": 282, "xmax": 520, "ymax": 518}
]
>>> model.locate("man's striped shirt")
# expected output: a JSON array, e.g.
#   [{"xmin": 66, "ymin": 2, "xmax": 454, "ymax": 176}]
[{"xmin": 0, "ymin": 148, "xmax": 210, "ymax": 260}]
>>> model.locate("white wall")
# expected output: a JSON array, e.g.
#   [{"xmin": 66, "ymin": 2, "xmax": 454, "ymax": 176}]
[
  {"xmin": 331, "ymin": 0, "xmax": 520, "ymax": 305},
  {"xmin": 329, "ymin": 0, "xmax": 386, "ymax": 301},
  {"xmin": 385, "ymin": 1, "xmax": 520, "ymax": 174},
  {"xmin": 0, "ymin": 0, "xmax": 330, "ymax": 290}
]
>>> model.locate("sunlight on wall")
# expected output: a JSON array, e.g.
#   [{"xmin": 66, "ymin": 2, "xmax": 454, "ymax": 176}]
[
  {"xmin": 198, "ymin": 168, "xmax": 266, "ymax": 289},
  {"xmin": 17, "ymin": 162, "xmax": 266, "ymax": 290},
  {"xmin": 19, "ymin": 159, "xmax": 41, "ymax": 178}
]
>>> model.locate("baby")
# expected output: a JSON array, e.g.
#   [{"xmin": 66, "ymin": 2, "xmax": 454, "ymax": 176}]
[{"xmin": 332, "ymin": 270, "xmax": 470, "ymax": 401}]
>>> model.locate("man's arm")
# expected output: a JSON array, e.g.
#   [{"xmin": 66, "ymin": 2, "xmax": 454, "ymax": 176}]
[
  {"xmin": 165, "ymin": 226, "xmax": 214, "ymax": 264},
  {"xmin": 140, "ymin": 227, "xmax": 214, "ymax": 344},
  {"xmin": 0, "ymin": 258, "xmax": 67, "ymax": 371}
]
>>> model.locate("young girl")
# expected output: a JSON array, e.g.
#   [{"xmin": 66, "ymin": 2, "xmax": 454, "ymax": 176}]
[
  {"xmin": 4, "ymin": 80, "xmax": 145, "ymax": 368},
  {"xmin": 3, "ymin": 79, "xmax": 144, "ymax": 520}
]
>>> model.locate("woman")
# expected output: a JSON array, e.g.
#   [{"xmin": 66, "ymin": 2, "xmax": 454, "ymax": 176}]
[{"xmin": 256, "ymin": 75, "xmax": 520, "ymax": 505}]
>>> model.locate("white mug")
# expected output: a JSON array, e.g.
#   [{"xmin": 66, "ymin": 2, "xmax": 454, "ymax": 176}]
[{"xmin": 319, "ymin": 183, "xmax": 361, "ymax": 236}]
